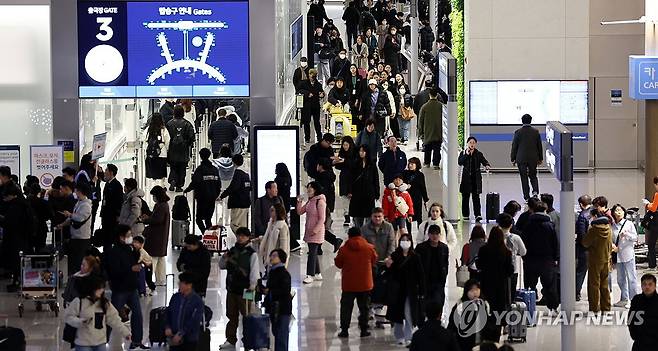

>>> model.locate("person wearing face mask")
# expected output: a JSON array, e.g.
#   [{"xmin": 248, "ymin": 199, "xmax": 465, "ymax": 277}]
[
  {"xmin": 331, "ymin": 49, "xmax": 352, "ymax": 84},
  {"xmin": 64, "ymin": 276, "xmax": 131, "ymax": 350},
  {"xmin": 104, "ymin": 224, "xmax": 149, "ymax": 349},
  {"xmin": 299, "ymin": 69, "xmax": 325, "ymax": 144},
  {"xmin": 380, "ymin": 80, "xmax": 397, "ymax": 136},
  {"xmin": 57, "ymin": 182, "xmax": 93, "ymax": 278},
  {"xmin": 384, "ymin": 234, "xmax": 426, "ymax": 347},
  {"xmin": 361, "ymin": 79, "xmax": 391, "ymax": 137},
  {"xmin": 293, "ymin": 57, "xmax": 310, "ymax": 94},
  {"xmin": 383, "ymin": 26, "xmax": 400, "ymax": 74}
]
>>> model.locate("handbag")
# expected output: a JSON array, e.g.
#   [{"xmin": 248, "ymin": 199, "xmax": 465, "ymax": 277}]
[
  {"xmin": 400, "ymin": 106, "xmax": 416, "ymax": 121},
  {"xmin": 71, "ymin": 215, "xmax": 91, "ymax": 230},
  {"xmin": 641, "ymin": 211, "xmax": 656, "ymax": 229},
  {"xmin": 63, "ymin": 299, "xmax": 82, "ymax": 344}
]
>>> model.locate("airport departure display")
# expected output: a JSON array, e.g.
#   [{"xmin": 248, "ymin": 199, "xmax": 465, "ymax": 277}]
[
  {"xmin": 78, "ymin": 1, "xmax": 249, "ymax": 98},
  {"xmin": 469, "ymin": 80, "xmax": 588, "ymax": 125}
]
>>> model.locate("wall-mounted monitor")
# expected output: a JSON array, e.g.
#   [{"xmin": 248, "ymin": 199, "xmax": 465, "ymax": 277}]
[
  {"xmin": 290, "ymin": 15, "xmax": 303, "ymax": 60},
  {"xmin": 469, "ymin": 80, "xmax": 588, "ymax": 125},
  {"xmin": 78, "ymin": 1, "xmax": 250, "ymax": 98},
  {"xmin": 252, "ymin": 126, "xmax": 299, "ymax": 199}
]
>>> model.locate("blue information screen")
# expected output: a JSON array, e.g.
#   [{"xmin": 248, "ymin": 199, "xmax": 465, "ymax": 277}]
[{"xmin": 78, "ymin": 1, "xmax": 250, "ymax": 98}]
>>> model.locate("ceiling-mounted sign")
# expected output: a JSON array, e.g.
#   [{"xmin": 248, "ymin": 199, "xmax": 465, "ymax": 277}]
[
  {"xmin": 629, "ymin": 55, "xmax": 658, "ymax": 99},
  {"xmin": 78, "ymin": 1, "xmax": 250, "ymax": 98}
]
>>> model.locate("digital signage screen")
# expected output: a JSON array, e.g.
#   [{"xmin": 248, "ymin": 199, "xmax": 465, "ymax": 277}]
[
  {"xmin": 469, "ymin": 80, "xmax": 588, "ymax": 125},
  {"xmin": 290, "ymin": 15, "xmax": 303, "ymax": 60},
  {"xmin": 78, "ymin": 1, "xmax": 250, "ymax": 98}
]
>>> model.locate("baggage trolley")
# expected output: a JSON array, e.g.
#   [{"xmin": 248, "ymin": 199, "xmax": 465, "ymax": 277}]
[{"xmin": 17, "ymin": 251, "xmax": 60, "ymax": 317}]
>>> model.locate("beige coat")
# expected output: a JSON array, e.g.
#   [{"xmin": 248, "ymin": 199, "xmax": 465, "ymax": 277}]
[{"xmin": 258, "ymin": 220, "xmax": 290, "ymax": 272}]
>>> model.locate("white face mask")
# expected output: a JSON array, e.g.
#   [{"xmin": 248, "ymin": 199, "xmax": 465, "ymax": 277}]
[
  {"xmin": 339, "ymin": 54, "xmax": 346, "ymax": 59},
  {"xmin": 400, "ymin": 241, "xmax": 411, "ymax": 250},
  {"xmin": 124, "ymin": 236, "xmax": 133, "ymax": 245},
  {"xmin": 301, "ymin": 62, "xmax": 308, "ymax": 68}
]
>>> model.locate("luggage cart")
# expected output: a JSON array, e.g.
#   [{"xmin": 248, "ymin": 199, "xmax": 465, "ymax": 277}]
[{"xmin": 17, "ymin": 251, "xmax": 60, "ymax": 317}]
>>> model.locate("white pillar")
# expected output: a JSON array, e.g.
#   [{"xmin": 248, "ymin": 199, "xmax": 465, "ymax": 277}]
[
  {"xmin": 560, "ymin": 184, "xmax": 576, "ymax": 351},
  {"xmin": 429, "ymin": 0, "xmax": 437, "ymax": 55},
  {"xmin": 410, "ymin": 17, "xmax": 420, "ymax": 94}
]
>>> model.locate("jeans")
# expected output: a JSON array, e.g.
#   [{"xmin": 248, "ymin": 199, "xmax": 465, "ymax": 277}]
[
  {"xmin": 461, "ymin": 191, "xmax": 482, "ymax": 218},
  {"xmin": 617, "ymin": 258, "xmax": 639, "ymax": 301},
  {"xmin": 575, "ymin": 251, "xmax": 587, "ymax": 296},
  {"xmin": 423, "ymin": 141, "xmax": 442, "ymax": 166},
  {"xmin": 397, "ymin": 117, "xmax": 411, "ymax": 141},
  {"xmin": 340, "ymin": 291, "xmax": 370, "ymax": 331},
  {"xmin": 272, "ymin": 314, "xmax": 291, "ymax": 351},
  {"xmin": 647, "ymin": 228, "xmax": 658, "ymax": 268},
  {"xmin": 169, "ymin": 161, "xmax": 188, "ymax": 188},
  {"xmin": 75, "ymin": 345, "xmax": 107, "ymax": 351},
  {"xmin": 306, "ymin": 243, "xmax": 322, "ymax": 276},
  {"xmin": 111, "ymin": 290, "xmax": 143, "ymax": 343},
  {"xmin": 517, "ymin": 162, "xmax": 539, "ymax": 200},
  {"xmin": 302, "ymin": 106, "xmax": 322, "ymax": 143},
  {"xmin": 394, "ymin": 297, "xmax": 414, "ymax": 342}
]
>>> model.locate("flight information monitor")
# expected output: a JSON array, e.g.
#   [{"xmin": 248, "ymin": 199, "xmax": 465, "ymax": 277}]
[
  {"xmin": 469, "ymin": 80, "xmax": 588, "ymax": 125},
  {"xmin": 78, "ymin": 1, "xmax": 250, "ymax": 98}
]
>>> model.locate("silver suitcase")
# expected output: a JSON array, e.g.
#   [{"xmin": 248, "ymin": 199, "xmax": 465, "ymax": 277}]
[{"xmin": 171, "ymin": 220, "xmax": 190, "ymax": 249}]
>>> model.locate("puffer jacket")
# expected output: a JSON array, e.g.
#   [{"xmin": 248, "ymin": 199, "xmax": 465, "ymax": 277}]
[
  {"xmin": 297, "ymin": 195, "xmax": 326, "ymax": 244},
  {"xmin": 583, "ymin": 216, "xmax": 613, "ymax": 265},
  {"xmin": 208, "ymin": 118, "xmax": 238, "ymax": 154},
  {"xmin": 334, "ymin": 236, "xmax": 377, "ymax": 292},
  {"xmin": 118, "ymin": 189, "xmax": 145, "ymax": 236},
  {"xmin": 64, "ymin": 297, "xmax": 129, "ymax": 347}
]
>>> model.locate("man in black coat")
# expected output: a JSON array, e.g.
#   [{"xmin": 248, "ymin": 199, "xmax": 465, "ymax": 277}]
[
  {"xmin": 176, "ymin": 235, "xmax": 212, "ymax": 296},
  {"xmin": 299, "ymin": 70, "xmax": 325, "ymax": 144},
  {"xmin": 253, "ymin": 181, "xmax": 285, "ymax": 237},
  {"xmin": 415, "ymin": 225, "xmax": 450, "ymax": 310},
  {"xmin": 575, "ymin": 194, "xmax": 592, "ymax": 301},
  {"xmin": 184, "ymin": 148, "xmax": 222, "ymax": 233},
  {"xmin": 511, "ymin": 113, "xmax": 544, "ymax": 200},
  {"xmin": 316, "ymin": 158, "xmax": 343, "ymax": 253},
  {"xmin": 629, "ymin": 273, "xmax": 658, "ymax": 351},
  {"xmin": 0, "ymin": 184, "xmax": 34, "ymax": 290},
  {"xmin": 409, "ymin": 300, "xmax": 459, "ymax": 351},
  {"xmin": 378, "ymin": 136, "xmax": 407, "ymax": 185},
  {"xmin": 382, "ymin": 27, "xmax": 401, "ymax": 74},
  {"xmin": 105, "ymin": 224, "xmax": 149, "ymax": 349},
  {"xmin": 208, "ymin": 110, "xmax": 238, "ymax": 157},
  {"xmin": 520, "ymin": 201, "xmax": 559, "ymax": 311},
  {"xmin": 419, "ymin": 20, "xmax": 435, "ymax": 53},
  {"xmin": 331, "ymin": 51, "xmax": 352, "ymax": 88},
  {"xmin": 100, "ymin": 163, "xmax": 123, "ymax": 253},
  {"xmin": 293, "ymin": 57, "xmax": 310, "ymax": 94},
  {"xmin": 307, "ymin": 0, "xmax": 329, "ymax": 30},
  {"xmin": 220, "ymin": 154, "xmax": 252, "ymax": 233},
  {"xmin": 167, "ymin": 105, "xmax": 196, "ymax": 192},
  {"xmin": 361, "ymin": 79, "xmax": 392, "ymax": 137},
  {"xmin": 342, "ymin": 1, "xmax": 360, "ymax": 47},
  {"xmin": 458, "ymin": 136, "xmax": 491, "ymax": 221},
  {"xmin": 304, "ymin": 133, "xmax": 335, "ymax": 180}
]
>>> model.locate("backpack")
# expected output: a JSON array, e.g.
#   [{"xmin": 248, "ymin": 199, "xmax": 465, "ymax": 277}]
[
  {"xmin": 146, "ymin": 135, "xmax": 161, "ymax": 158},
  {"xmin": 172, "ymin": 195, "xmax": 191, "ymax": 221}
]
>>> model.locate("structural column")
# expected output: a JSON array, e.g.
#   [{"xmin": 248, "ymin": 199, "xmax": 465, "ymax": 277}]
[{"xmin": 646, "ymin": 101, "xmax": 658, "ymax": 197}]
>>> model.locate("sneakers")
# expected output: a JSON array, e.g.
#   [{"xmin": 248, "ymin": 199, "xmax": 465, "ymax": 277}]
[
  {"xmin": 614, "ymin": 300, "xmax": 629, "ymax": 308},
  {"xmin": 337, "ymin": 330, "xmax": 349, "ymax": 338},
  {"xmin": 302, "ymin": 276, "xmax": 314, "ymax": 284},
  {"xmin": 129, "ymin": 344, "xmax": 151, "ymax": 350},
  {"xmin": 219, "ymin": 341, "xmax": 236, "ymax": 349},
  {"xmin": 314, "ymin": 273, "xmax": 323, "ymax": 281}
]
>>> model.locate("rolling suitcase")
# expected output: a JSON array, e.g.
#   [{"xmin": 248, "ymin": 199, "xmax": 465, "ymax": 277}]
[
  {"xmin": 485, "ymin": 171, "xmax": 499, "ymax": 221},
  {"xmin": 0, "ymin": 326, "xmax": 26, "ymax": 351},
  {"xmin": 507, "ymin": 301, "xmax": 528, "ymax": 343},
  {"xmin": 149, "ymin": 274, "xmax": 175, "ymax": 347},
  {"xmin": 516, "ymin": 289, "xmax": 537, "ymax": 326},
  {"xmin": 171, "ymin": 220, "xmax": 190, "ymax": 249},
  {"xmin": 242, "ymin": 298, "xmax": 270, "ymax": 350},
  {"xmin": 196, "ymin": 305, "xmax": 211, "ymax": 351}
]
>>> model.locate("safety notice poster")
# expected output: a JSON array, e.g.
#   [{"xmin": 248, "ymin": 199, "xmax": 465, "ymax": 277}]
[{"xmin": 30, "ymin": 145, "xmax": 63, "ymax": 189}]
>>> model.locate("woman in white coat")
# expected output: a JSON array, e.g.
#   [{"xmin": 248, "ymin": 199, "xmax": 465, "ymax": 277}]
[
  {"xmin": 257, "ymin": 203, "xmax": 291, "ymax": 273},
  {"xmin": 611, "ymin": 204, "xmax": 639, "ymax": 308},
  {"xmin": 417, "ymin": 203, "xmax": 457, "ymax": 250}
]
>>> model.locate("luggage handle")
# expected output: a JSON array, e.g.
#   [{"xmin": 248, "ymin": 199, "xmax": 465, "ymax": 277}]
[{"xmin": 163, "ymin": 273, "xmax": 176, "ymax": 308}]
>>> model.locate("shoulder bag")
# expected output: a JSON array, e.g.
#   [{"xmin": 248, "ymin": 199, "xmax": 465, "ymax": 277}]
[{"xmin": 63, "ymin": 299, "xmax": 83, "ymax": 344}]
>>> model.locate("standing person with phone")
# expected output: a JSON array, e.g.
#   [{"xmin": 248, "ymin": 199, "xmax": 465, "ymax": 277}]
[
  {"xmin": 458, "ymin": 137, "xmax": 490, "ymax": 222},
  {"xmin": 57, "ymin": 182, "xmax": 93, "ymax": 278},
  {"xmin": 297, "ymin": 182, "xmax": 327, "ymax": 285},
  {"xmin": 510, "ymin": 114, "xmax": 543, "ymax": 201}
]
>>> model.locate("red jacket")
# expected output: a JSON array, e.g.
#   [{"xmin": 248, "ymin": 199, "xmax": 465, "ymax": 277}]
[
  {"xmin": 382, "ymin": 187, "xmax": 414, "ymax": 222},
  {"xmin": 334, "ymin": 236, "xmax": 378, "ymax": 292}
]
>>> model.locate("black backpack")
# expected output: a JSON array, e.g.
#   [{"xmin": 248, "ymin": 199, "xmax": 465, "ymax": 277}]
[
  {"xmin": 172, "ymin": 195, "xmax": 190, "ymax": 221},
  {"xmin": 146, "ymin": 135, "xmax": 161, "ymax": 158}
]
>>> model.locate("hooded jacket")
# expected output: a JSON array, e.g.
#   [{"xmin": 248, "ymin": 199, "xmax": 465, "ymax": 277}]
[
  {"xmin": 520, "ymin": 212, "xmax": 558, "ymax": 262},
  {"xmin": 297, "ymin": 194, "xmax": 326, "ymax": 244},
  {"xmin": 382, "ymin": 183, "xmax": 414, "ymax": 221},
  {"xmin": 582, "ymin": 217, "xmax": 613, "ymax": 265},
  {"xmin": 212, "ymin": 157, "xmax": 235, "ymax": 182},
  {"xmin": 118, "ymin": 189, "xmax": 145, "ymax": 236},
  {"xmin": 334, "ymin": 235, "xmax": 377, "ymax": 292}
]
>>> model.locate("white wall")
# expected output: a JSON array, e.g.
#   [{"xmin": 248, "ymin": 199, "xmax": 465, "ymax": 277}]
[{"xmin": 0, "ymin": 5, "xmax": 52, "ymax": 179}]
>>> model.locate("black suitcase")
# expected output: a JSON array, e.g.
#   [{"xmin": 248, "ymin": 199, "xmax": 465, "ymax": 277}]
[
  {"xmin": 486, "ymin": 192, "xmax": 500, "ymax": 222},
  {"xmin": 0, "ymin": 326, "xmax": 26, "ymax": 351},
  {"xmin": 149, "ymin": 273, "xmax": 175, "ymax": 347}
]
